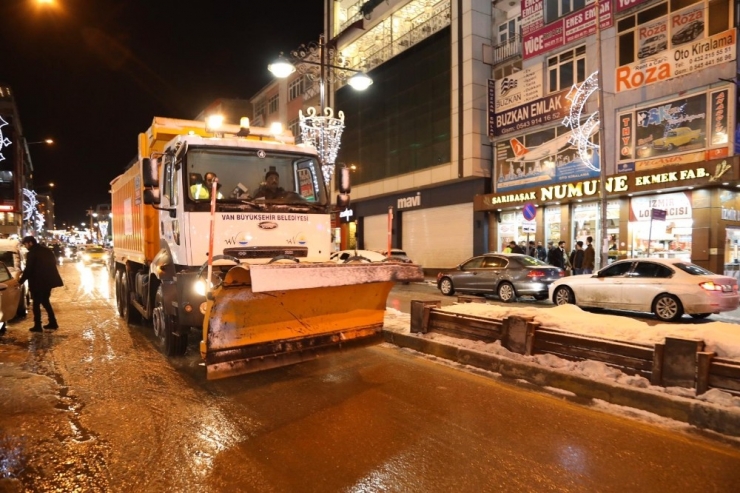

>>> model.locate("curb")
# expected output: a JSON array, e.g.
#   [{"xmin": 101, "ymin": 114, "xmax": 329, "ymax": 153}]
[{"xmin": 383, "ymin": 330, "xmax": 740, "ymax": 438}]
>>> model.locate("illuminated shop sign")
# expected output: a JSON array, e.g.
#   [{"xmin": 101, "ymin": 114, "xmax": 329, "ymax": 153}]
[
  {"xmin": 479, "ymin": 161, "xmax": 734, "ymax": 208},
  {"xmin": 617, "ymin": 87, "xmax": 732, "ymax": 172},
  {"xmin": 630, "ymin": 192, "xmax": 692, "ymax": 221},
  {"xmin": 615, "ymin": 0, "xmax": 652, "ymax": 13},
  {"xmin": 521, "ymin": 0, "xmax": 612, "ymax": 60}
]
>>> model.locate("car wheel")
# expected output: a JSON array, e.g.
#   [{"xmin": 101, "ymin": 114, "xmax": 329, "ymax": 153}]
[
  {"xmin": 653, "ymin": 294, "xmax": 683, "ymax": 322},
  {"xmin": 690, "ymin": 313, "xmax": 711, "ymax": 319},
  {"xmin": 497, "ymin": 282, "xmax": 516, "ymax": 303},
  {"xmin": 553, "ymin": 286, "xmax": 575, "ymax": 305},
  {"xmin": 439, "ymin": 277, "xmax": 455, "ymax": 296},
  {"xmin": 666, "ymin": 143, "xmax": 674, "ymax": 151}
]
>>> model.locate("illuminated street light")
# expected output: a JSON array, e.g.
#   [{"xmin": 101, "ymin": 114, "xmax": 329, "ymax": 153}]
[
  {"xmin": 269, "ymin": 34, "xmax": 373, "ymax": 185},
  {"xmin": 26, "ymin": 138, "xmax": 54, "ymax": 145}
]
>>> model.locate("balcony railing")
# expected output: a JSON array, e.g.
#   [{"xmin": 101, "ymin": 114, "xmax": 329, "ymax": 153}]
[{"xmin": 492, "ymin": 34, "xmax": 522, "ymax": 65}]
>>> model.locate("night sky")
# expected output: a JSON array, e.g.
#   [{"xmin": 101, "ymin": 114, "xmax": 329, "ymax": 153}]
[{"xmin": 0, "ymin": 0, "xmax": 324, "ymax": 227}]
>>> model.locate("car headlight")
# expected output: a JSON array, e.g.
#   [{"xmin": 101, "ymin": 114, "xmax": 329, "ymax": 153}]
[{"xmin": 194, "ymin": 279, "xmax": 212, "ymax": 296}]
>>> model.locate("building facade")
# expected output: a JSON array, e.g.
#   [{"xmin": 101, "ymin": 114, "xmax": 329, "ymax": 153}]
[{"xmin": 476, "ymin": 0, "xmax": 738, "ymax": 275}]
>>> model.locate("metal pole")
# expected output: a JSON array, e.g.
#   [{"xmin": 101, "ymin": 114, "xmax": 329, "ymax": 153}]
[
  {"xmin": 319, "ymin": 33, "xmax": 326, "ymax": 113},
  {"xmin": 595, "ymin": 0, "xmax": 608, "ymax": 269}
]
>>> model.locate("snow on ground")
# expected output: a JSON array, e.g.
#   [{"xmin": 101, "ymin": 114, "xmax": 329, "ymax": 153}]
[{"xmin": 383, "ymin": 305, "xmax": 740, "ymax": 410}]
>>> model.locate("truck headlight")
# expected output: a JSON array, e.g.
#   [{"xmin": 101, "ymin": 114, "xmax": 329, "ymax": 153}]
[{"xmin": 194, "ymin": 279, "xmax": 211, "ymax": 296}]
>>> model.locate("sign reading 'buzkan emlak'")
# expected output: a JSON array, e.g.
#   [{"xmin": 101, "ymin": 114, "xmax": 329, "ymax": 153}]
[{"xmin": 490, "ymin": 90, "xmax": 570, "ymax": 136}]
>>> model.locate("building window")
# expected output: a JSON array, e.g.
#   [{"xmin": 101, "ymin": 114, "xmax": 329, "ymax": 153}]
[
  {"xmin": 545, "ymin": 0, "xmax": 586, "ymax": 24},
  {"xmin": 254, "ymin": 99, "xmax": 266, "ymax": 117},
  {"xmin": 268, "ymin": 94, "xmax": 279, "ymax": 114},
  {"xmin": 289, "ymin": 77, "xmax": 304, "ymax": 101},
  {"xmin": 547, "ymin": 46, "xmax": 585, "ymax": 93},
  {"xmin": 496, "ymin": 16, "xmax": 520, "ymax": 43},
  {"xmin": 288, "ymin": 118, "xmax": 300, "ymax": 142}
]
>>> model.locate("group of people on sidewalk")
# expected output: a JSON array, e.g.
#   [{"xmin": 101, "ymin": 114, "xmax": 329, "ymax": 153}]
[
  {"xmin": 503, "ymin": 236, "xmax": 596, "ymax": 275},
  {"xmin": 0, "ymin": 235, "xmax": 63, "ymax": 335}
]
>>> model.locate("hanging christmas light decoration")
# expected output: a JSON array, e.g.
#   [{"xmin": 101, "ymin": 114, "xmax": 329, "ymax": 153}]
[
  {"xmin": 562, "ymin": 71, "xmax": 600, "ymax": 171},
  {"xmin": 0, "ymin": 116, "xmax": 12, "ymax": 163},
  {"xmin": 22, "ymin": 188, "xmax": 37, "ymax": 222},
  {"xmin": 98, "ymin": 221, "xmax": 109, "ymax": 239},
  {"xmin": 299, "ymin": 107, "xmax": 345, "ymax": 186}
]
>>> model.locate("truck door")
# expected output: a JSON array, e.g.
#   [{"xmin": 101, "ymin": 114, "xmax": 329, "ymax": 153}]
[{"xmin": 160, "ymin": 154, "xmax": 186, "ymax": 263}]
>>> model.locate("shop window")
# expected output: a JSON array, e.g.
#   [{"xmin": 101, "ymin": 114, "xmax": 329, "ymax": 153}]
[
  {"xmin": 547, "ymin": 46, "xmax": 585, "ymax": 93},
  {"xmin": 545, "ymin": 206, "xmax": 561, "ymax": 247}
]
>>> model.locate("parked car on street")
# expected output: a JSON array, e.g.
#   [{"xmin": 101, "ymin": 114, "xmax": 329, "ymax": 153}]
[
  {"xmin": 549, "ymin": 258, "xmax": 740, "ymax": 322},
  {"xmin": 436, "ymin": 253, "xmax": 564, "ymax": 302},
  {"xmin": 378, "ymin": 249, "xmax": 413, "ymax": 263},
  {"xmin": 330, "ymin": 249, "xmax": 388, "ymax": 263},
  {"xmin": 81, "ymin": 246, "xmax": 109, "ymax": 266},
  {"xmin": 0, "ymin": 261, "xmax": 23, "ymax": 332},
  {"xmin": 652, "ymin": 127, "xmax": 701, "ymax": 151}
]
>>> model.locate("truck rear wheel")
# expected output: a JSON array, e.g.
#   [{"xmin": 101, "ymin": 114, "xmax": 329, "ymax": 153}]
[
  {"xmin": 117, "ymin": 270, "xmax": 141, "ymax": 324},
  {"xmin": 153, "ymin": 286, "xmax": 188, "ymax": 356}
]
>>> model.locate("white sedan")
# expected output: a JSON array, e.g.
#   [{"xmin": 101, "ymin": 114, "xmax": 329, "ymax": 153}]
[
  {"xmin": 548, "ymin": 258, "xmax": 740, "ymax": 322},
  {"xmin": 329, "ymin": 249, "xmax": 388, "ymax": 263}
]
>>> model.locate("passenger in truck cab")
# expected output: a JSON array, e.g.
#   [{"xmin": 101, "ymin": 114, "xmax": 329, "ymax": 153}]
[
  {"xmin": 190, "ymin": 172, "xmax": 223, "ymax": 200},
  {"xmin": 253, "ymin": 170, "xmax": 285, "ymax": 200}
]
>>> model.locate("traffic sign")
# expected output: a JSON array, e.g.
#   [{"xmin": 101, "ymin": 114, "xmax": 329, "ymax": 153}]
[
  {"xmin": 522, "ymin": 221, "xmax": 536, "ymax": 233},
  {"xmin": 522, "ymin": 202, "xmax": 537, "ymax": 221}
]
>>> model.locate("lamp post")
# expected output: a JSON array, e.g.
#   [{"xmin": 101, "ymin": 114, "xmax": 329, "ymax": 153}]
[{"xmin": 268, "ymin": 31, "xmax": 373, "ymax": 186}]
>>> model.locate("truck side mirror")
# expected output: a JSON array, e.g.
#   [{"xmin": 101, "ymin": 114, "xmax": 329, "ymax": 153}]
[
  {"xmin": 143, "ymin": 189, "xmax": 161, "ymax": 205},
  {"xmin": 142, "ymin": 158, "xmax": 159, "ymax": 188}
]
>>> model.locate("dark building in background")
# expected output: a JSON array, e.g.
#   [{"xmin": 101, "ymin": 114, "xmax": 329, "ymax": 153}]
[{"xmin": 0, "ymin": 84, "xmax": 31, "ymax": 238}]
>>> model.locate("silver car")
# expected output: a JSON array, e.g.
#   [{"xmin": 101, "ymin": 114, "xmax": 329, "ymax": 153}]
[{"xmin": 436, "ymin": 253, "xmax": 564, "ymax": 302}]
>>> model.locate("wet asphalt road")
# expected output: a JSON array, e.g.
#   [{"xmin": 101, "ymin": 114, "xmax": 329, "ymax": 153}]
[{"xmin": 0, "ymin": 262, "xmax": 739, "ymax": 492}]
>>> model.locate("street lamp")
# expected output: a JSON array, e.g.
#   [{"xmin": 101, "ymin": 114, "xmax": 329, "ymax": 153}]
[{"xmin": 268, "ymin": 33, "xmax": 373, "ymax": 185}]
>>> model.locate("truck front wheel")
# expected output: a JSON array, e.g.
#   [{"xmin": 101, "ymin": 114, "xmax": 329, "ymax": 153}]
[{"xmin": 153, "ymin": 286, "xmax": 188, "ymax": 356}]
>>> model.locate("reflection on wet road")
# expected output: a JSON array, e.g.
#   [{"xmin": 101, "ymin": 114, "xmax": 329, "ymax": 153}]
[{"xmin": 0, "ymin": 263, "xmax": 738, "ymax": 491}]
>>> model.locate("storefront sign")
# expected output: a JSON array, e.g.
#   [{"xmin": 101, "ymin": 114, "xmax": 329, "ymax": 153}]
[
  {"xmin": 522, "ymin": 0, "xmax": 612, "ymax": 60},
  {"xmin": 478, "ymin": 159, "xmax": 737, "ymax": 210},
  {"xmin": 616, "ymin": 29, "xmax": 736, "ymax": 92},
  {"xmin": 397, "ymin": 193, "xmax": 420, "ymax": 209},
  {"xmin": 491, "ymin": 90, "xmax": 570, "ymax": 136},
  {"xmin": 630, "ymin": 192, "xmax": 692, "ymax": 221},
  {"xmin": 617, "ymin": 86, "xmax": 733, "ymax": 172},
  {"xmin": 339, "ymin": 208, "xmax": 354, "ymax": 220}
]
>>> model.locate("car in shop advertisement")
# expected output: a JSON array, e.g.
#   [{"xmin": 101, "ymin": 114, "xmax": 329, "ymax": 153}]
[
  {"xmin": 616, "ymin": 28, "xmax": 736, "ymax": 92},
  {"xmin": 495, "ymin": 127, "xmax": 600, "ymax": 193},
  {"xmin": 617, "ymin": 87, "xmax": 732, "ymax": 171}
]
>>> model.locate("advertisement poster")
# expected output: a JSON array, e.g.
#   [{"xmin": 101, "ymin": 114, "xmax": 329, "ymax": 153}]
[
  {"xmin": 616, "ymin": 0, "xmax": 652, "ymax": 13},
  {"xmin": 494, "ymin": 65, "xmax": 543, "ymax": 113},
  {"xmin": 491, "ymin": 90, "xmax": 571, "ymax": 136},
  {"xmin": 297, "ymin": 168, "xmax": 315, "ymax": 201},
  {"xmin": 670, "ymin": 3, "xmax": 704, "ymax": 47},
  {"xmin": 522, "ymin": 0, "xmax": 612, "ymax": 59},
  {"xmin": 495, "ymin": 128, "xmax": 600, "ymax": 193},
  {"xmin": 616, "ymin": 28, "xmax": 736, "ymax": 92},
  {"xmin": 617, "ymin": 88, "xmax": 733, "ymax": 171},
  {"xmin": 637, "ymin": 18, "xmax": 668, "ymax": 60}
]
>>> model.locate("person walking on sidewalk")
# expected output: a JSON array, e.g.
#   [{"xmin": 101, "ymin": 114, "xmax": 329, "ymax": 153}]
[
  {"xmin": 19, "ymin": 236, "xmax": 63, "ymax": 332},
  {"xmin": 583, "ymin": 235, "xmax": 596, "ymax": 274}
]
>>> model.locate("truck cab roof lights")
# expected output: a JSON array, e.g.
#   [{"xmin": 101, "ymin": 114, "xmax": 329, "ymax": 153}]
[{"xmin": 205, "ymin": 115, "xmax": 224, "ymax": 133}]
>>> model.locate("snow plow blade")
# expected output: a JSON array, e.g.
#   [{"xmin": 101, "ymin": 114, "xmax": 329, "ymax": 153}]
[{"xmin": 201, "ymin": 262, "xmax": 423, "ymax": 379}]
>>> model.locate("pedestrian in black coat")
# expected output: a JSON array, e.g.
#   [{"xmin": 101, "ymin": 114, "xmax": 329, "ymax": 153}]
[
  {"xmin": 20, "ymin": 236, "xmax": 63, "ymax": 332},
  {"xmin": 549, "ymin": 240, "xmax": 567, "ymax": 269}
]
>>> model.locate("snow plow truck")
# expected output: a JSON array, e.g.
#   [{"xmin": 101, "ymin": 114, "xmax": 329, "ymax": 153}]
[{"xmin": 110, "ymin": 117, "xmax": 423, "ymax": 379}]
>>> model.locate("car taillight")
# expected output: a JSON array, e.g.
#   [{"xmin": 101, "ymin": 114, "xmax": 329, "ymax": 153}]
[
  {"xmin": 558, "ymin": 269, "xmax": 565, "ymax": 277},
  {"xmin": 699, "ymin": 281, "xmax": 722, "ymax": 291},
  {"xmin": 527, "ymin": 270, "xmax": 545, "ymax": 278}
]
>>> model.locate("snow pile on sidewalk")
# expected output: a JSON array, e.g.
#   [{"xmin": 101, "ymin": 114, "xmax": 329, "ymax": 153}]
[{"xmin": 383, "ymin": 304, "xmax": 740, "ymax": 410}]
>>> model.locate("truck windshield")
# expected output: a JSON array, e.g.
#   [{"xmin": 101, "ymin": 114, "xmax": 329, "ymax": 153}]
[{"xmin": 186, "ymin": 148, "xmax": 328, "ymax": 205}]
